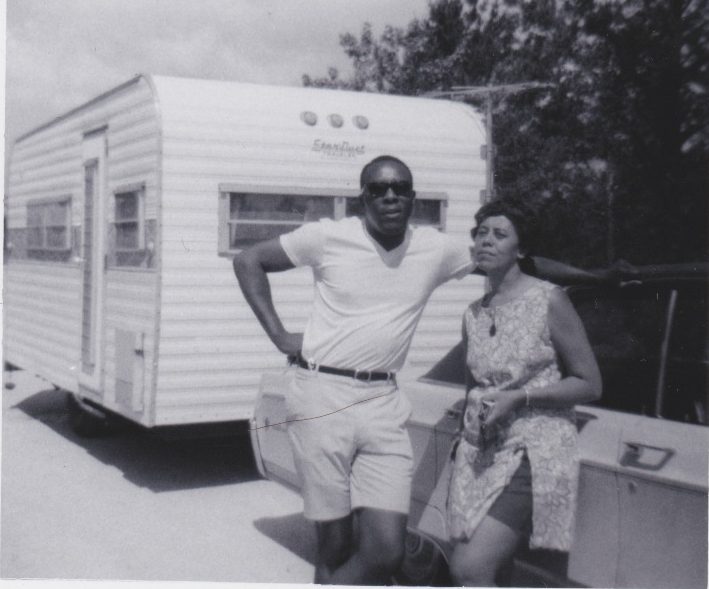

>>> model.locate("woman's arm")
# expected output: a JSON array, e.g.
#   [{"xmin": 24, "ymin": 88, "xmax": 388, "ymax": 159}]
[{"xmin": 526, "ymin": 288, "xmax": 602, "ymax": 407}]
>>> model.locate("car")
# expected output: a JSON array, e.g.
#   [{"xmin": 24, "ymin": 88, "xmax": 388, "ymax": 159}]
[{"xmin": 249, "ymin": 263, "xmax": 708, "ymax": 587}]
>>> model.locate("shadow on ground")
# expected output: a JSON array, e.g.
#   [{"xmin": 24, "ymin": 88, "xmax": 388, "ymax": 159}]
[
  {"xmin": 253, "ymin": 512, "xmax": 316, "ymax": 565},
  {"xmin": 11, "ymin": 388, "xmax": 259, "ymax": 493}
]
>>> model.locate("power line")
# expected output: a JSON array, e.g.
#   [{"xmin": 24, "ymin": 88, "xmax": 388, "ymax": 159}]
[{"xmin": 423, "ymin": 81, "xmax": 555, "ymax": 99}]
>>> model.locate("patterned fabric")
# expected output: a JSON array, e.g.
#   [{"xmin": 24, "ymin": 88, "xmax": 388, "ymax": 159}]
[{"xmin": 447, "ymin": 279, "xmax": 579, "ymax": 551}]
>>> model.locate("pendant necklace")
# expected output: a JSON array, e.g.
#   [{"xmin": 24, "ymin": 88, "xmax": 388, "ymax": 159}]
[{"xmin": 482, "ymin": 293, "xmax": 497, "ymax": 337}]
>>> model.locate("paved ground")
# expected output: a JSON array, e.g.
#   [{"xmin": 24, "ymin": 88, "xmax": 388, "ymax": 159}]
[{"xmin": 1, "ymin": 369, "xmax": 316, "ymax": 584}]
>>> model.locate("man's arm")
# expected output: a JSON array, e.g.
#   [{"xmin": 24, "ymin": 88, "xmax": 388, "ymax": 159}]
[
  {"xmin": 471, "ymin": 256, "xmax": 626, "ymax": 285},
  {"xmin": 530, "ymin": 257, "xmax": 640, "ymax": 285},
  {"xmin": 529, "ymin": 256, "xmax": 605, "ymax": 285},
  {"xmin": 232, "ymin": 238, "xmax": 303, "ymax": 356}
]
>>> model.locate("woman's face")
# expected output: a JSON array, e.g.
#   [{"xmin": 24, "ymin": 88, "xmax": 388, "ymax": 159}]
[{"xmin": 472, "ymin": 215, "xmax": 523, "ymax": 273}]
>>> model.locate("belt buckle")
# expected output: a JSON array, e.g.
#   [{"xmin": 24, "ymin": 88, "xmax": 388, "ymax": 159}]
[
  {"xmin": 306, "ymin": 357, "xmax": 318, "ymax": 372},
  {"xmin": 353, "ymin": 369, "xmax": 372, "ymax": 382}
]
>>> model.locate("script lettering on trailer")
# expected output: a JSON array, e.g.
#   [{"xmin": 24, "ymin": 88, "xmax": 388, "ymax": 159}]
[{"xmin": 311, "ymin": 139, "xmax": 366, "ymax": 158}]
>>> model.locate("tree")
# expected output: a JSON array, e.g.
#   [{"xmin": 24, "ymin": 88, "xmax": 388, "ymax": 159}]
[{"xmin": 304, "ymin": 0, "xmax": 708, "ymax": 266}]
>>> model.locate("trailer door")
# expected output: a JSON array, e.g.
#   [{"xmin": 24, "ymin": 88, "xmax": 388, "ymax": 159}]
[{"xmin": 79, "ymin": 131, "xmax": 107, "ymax": 393}]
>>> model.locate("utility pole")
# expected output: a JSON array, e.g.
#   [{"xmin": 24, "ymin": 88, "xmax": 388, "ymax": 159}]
[{"xmin": 424, "ymin": 82, "xmax": 555, "ymax": 202}]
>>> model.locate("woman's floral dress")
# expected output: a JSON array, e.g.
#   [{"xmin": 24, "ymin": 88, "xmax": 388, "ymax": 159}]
[{"xmin": 447, "ymin": 279, "xmax": 579, "ymax": 551}]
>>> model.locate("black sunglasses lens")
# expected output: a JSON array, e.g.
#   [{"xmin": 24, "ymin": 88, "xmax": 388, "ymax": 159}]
[
  {"xmin": 366, "ymin": 182, "xmax": 412, "ymax": 197},
  {"xmin": 393, "ymin": 182, "xmax": 413, "ymax": 196}
]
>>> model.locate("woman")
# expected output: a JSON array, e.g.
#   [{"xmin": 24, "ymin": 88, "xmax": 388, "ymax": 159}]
[{"xmin": 447, "ymin": 199, "xmax": 601, "ymax": 587}]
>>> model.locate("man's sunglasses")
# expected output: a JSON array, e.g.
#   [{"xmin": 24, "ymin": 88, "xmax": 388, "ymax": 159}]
[{"xmin": 364, "ymin": 181, "xmax": 414, "ymax": 198}]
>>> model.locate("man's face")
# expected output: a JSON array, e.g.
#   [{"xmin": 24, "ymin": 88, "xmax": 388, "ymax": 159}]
[{"xmin": 360, "ymin": 160, "xmax": 415, "ymax": 237}]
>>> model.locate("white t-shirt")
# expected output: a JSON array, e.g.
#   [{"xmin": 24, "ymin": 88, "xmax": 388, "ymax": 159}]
[{"xmin": 280, "ymin": 216, "xmax": 473, "ymax": 372}]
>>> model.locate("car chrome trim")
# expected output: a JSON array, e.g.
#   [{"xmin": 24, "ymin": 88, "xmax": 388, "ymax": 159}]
[{"xmin": 655, "ymin": 288, "xmax": 678, "ymax": 418}]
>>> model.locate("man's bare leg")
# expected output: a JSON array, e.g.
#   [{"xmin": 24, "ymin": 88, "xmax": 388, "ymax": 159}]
[
  {"xmin": 314, "ymin": 514, "xmax": 354, "ymax": 584},
  {"xmin": 317, "ymin": 507, "xmax": 406, "ymax": 585}
]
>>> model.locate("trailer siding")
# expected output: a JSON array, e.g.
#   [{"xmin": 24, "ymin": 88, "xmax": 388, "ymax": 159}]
[
  {"xmin": 4, "ymin": 76, "xmax": 161, "ymax": 425},
  {"xmin": 151, "ymin": 77, "xmax": 486, "ymax": 425},
  {"xmin": 6, "ymin": 74, "xmax": 488, "ymax": 429}
]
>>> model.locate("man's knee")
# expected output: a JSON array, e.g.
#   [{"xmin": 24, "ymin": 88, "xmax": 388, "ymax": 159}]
[
  {"xmin": 356, "ymin": 508, "xmax": 407, "ymax": 575},
  {"xmin": 362, "ymin": 533, "xmax": 404, "ymax": 568},
  {"xmin": 355, "ymin": 540, "xmax": 404, "ymax": 580},
  {"xmin": 316, "ymin": 515, "xmax": 354, "ymax": 569},
  {"xmin": 320, "ymin": 541, "xmax": 351, "ymax": 570}
]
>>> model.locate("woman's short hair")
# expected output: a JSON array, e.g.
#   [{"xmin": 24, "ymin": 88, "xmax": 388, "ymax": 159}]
[{"xmin": 472, "ymin": 198, "xmax": 539, "ymax": 255}]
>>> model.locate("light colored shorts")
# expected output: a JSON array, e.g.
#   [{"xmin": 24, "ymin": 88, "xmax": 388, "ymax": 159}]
[{"xmin": 285, "ymin": 367, "xmax": 413, "ymax": 521}]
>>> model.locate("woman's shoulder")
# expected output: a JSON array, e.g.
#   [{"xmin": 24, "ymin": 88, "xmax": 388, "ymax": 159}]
[
  {"xmin": 525, "ymin": 276, "xmax": 564, "ymax": 299},
  {"xmin": 516, "ymin": 278, "xmax": 566, "ymax": 321},
  {"xmin": 526, "ymin": 279, "xmax": 577, "ymax": 328},
  {"xmin": 526, "ymin": 275, "xmax": 560, "ymax": 290}
]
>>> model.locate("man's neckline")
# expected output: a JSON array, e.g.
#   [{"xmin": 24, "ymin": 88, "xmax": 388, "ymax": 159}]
[{"xmin": 360, "ymin": 218, "xmax": 412, "ymax": 254}]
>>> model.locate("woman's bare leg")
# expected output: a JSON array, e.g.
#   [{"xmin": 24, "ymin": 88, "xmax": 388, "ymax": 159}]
[{"xmin": 449, "ymin": 515, "xmax": 523, "ymax": 587}]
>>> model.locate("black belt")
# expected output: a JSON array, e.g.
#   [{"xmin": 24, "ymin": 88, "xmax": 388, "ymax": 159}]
[{"xmin": 295, "ymin": 357, "xmax": 394, "ymax": 382}]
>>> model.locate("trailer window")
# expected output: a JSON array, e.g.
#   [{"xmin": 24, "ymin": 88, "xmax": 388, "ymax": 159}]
[
  {"xmin": 114, "ymin": 190, "xmax": 142, "ymax": 249},
  {"xmin": 25, "ymin": 198, "xmax": 72, "ymax": 260},
  {"xmin": 345, "ymin": 197, "xmax": 444, "ymax": 229},
  {"xmin": 110, "ymin": 185, "xmax": 153, "ymax": 268},
  {"xmin": 225, "ymin": 192, "xmax": 335, "ymax": 249},
  {"xmin": 217, "ymin": 187, "xmax": 447, "ymax": 253}
]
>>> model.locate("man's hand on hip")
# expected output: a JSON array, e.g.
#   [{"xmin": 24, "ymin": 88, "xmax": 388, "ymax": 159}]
[{"xmin": 274, "ymin": 331, "xmax": 304, "ymax": 356}]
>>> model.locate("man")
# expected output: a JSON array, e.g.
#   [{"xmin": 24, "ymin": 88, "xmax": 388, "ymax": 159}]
[{"xmin": 233, "ymin": 155, "xmax": 602, "ymax": 584}]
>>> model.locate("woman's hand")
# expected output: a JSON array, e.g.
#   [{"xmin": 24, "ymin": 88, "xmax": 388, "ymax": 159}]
[{"xmin": 479, "ymin": 389, "xmax": 525, "ymax": 430}]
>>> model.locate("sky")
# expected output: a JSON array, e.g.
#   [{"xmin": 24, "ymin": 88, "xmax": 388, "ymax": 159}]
[
  {"xmin": 4, "ymin": 0, "xmax": 432, "ymax": 154},
  {"xmin": 2, "ymin": 4, "xmax": 433, "ymax": 587},
  {"xmin": 2, "ymin": 5, "xmax": 435, "ymax": 586}
]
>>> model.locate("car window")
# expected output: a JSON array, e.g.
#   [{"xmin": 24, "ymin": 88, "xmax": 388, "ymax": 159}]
[
  {"xmin": 662, "ymin": 283, "xmax": 708, "ymax": 425},
  {"xmin": 569, "ymin": 284, "xmax": 670, "ymax": 417}
]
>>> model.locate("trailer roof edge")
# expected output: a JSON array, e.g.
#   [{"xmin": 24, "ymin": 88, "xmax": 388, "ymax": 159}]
[{"xmin": 14, "ymin": 74, "xmax": 146, "ymax": 144}]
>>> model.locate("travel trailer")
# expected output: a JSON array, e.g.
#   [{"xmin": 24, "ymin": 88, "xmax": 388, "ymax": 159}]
[{"xmin": 4, "ymin": 74, "xmax": 487, "ymax": 433}]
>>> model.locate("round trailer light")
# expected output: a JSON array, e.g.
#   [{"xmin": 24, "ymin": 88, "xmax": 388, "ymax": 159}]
[
  {"xmin": 353, "ymin": 115, "xmax": 369, "ymax": 129},
  {"xmin": 328, "ymin": 114, "xmax": 344, "ymax": 128},
  {"xmin": 301, "ymin": 111, "xmax": 318, "ymax": 126}
]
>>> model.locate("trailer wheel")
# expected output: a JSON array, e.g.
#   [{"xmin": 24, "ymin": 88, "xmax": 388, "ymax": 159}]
[
  {"xmin": 66, "ymin": 393, "xmax": 112, "ymax": 437},
  {"xmin": 393, "ymin": 530, "xmax": 449, "ymax": 586}
]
